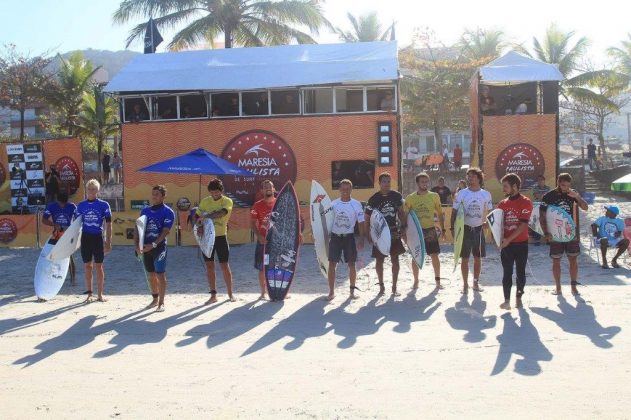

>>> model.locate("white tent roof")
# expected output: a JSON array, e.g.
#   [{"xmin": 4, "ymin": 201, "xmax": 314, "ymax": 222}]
[
  {"xmin": 105, "ymin": 41, "xmax": 399, "ymax": 94},
  {"xmin": 480, "ymin": 51, "xmax": 564, "ymax": 85}
]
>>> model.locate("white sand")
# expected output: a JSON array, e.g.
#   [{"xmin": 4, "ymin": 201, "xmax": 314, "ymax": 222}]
[{"xmin": 1, "ymin": 195, "xmax": 631, "ymax": 419}]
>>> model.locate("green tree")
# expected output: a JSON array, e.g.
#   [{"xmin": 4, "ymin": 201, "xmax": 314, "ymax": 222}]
[
  {"xmin": 608, "ymin": 33, "xmax": 631, "ymax": 79},
  {"xmin": 459, "ymin": 28, "xmax": 506, "ymax": 63},
  {"xmin": 336, "ymin": 12, "xmax": 394, "ymax": 43},
  {"xmin": 113, "ymin": 0, "xmax": 331, "ymax": 50}
]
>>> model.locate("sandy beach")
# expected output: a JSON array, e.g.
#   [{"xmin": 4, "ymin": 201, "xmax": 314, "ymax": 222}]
[{"xmin": 1, "ymin": 195, "xmax": 631, "ymax": 419}]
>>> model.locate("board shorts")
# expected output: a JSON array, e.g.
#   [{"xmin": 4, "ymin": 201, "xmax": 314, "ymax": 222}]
[
  {"xmin": 329, "ymin": 233, "xmax": 357, "ymax": 263},
  {"xmin": 143, "ymin": 243, "xmax": 167, "ymax": 273},
  {"xmin": 204, "ymin": 235, "xmax": 230, "ymax": 263},
  {"xmin": 550, "ymin": 240, "xmax": 580, "ymax": 258},
  {"xmin": 461, "ymin": 225, "xmax": 486, "ymax": 258},
  {"xmin": 422, "ymin": 227, "xmax": 440, "ymax": 255},
  {"xmin": 81, "ymin": 232, "xmax": 104, "ymax": 264},
  {"xmin": 254, "ymin": 242, "xmax": 265, "ymax": 271},
  {"xmin": 372, "ymin": 229, "xmax": 406, "ymax": 259}
]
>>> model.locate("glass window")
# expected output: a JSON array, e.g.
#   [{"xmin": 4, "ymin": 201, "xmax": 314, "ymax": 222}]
[
  {"xmin": 335, "ymin": 88, "xmax": 363, "ymax": 113},
  {"xmin": 211, "ymin": 93, "xmax": 239, "ymax": 117},
  {"xmin": 463, "ymin": 135, "xmax": 471, "ymax": 152},
  {"xmin": 179, "ymin": 94, "xmax": 207, "ymax": 118},
  {"xmin": 242, "ymin": 91, "xmax": 269, "ymax": 116},
  {"xmin": 425, "ymin": 135, "xmax": 435, "ymax": 153},
  {"xmin": 153, "ymin": 96, "xmax": 177, "ymax": 120},
  {"xmin": 367, "ymin": 87, "xmax": 395, "ymax": 111},
  {"xmin": 331, "ymin": 160, "xmax": 375, "ymax": 189},
  {"xmin": 303, "ymin": 88, "xmax": 333, "ymax": 114},
  {"xmin": 124, "ymin": 98, "xmax": 149, "ymax": 122},
  {"xmin": 271, "ymin": 90, "xmax": 300, "ymax": 115}
]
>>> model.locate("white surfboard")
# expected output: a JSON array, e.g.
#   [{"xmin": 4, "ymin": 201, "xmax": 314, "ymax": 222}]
[
  {"xmin": 370, "ymin": 210, "xmax": 391, "ymax": 256},
  {"xmin": 529, "ymin": 203, "xmax": 576, "ymax": 242},
  {"xmin": 136, "ymin": 215, "xmax": 147, "ymax": 251},
  {"xmin": 47, "ymin": 216, "xmax": 82, "ymax": 261},
  {"xmin": 310, "ymin": 180, "xmax": 333, "ymax": 278},
  {"xmin": 194, "ymin": 217, "xmax": 216, "ymax": 258},
  {"xmin": 34, "ymin": 238, "xmax": 70, "ymax": 300},
  {"xmin": 486, "ymin": 208, "xmax": 504, "ymax": 248},
  {"xmin": 405, "ymin": 212, "xmax": 425, "ymax": 269}
]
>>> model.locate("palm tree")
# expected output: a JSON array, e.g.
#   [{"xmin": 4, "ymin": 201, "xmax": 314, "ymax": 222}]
[
  {"xmin": 336, "ymin": 12, "xmax": 394, "ymax": 43},
  {"xmin": 459, "ymin": 28, "xmax": 506, "ymax": 63},
  {"xmin": 113, "ymin": 0, "xmax": 331, "ymax": 50},
  {"xmin": 48, "ymin": 52, "xmax": 101, "ymax": 136},
  {"xmin": 608, "ymin": 33, "xmax": 631, "ymax": 78}
]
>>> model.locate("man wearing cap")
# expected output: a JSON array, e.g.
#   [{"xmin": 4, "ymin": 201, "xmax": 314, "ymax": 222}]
[{"xmin": 591, "ymin": 205, "xmax": 629, "ymax": 269}]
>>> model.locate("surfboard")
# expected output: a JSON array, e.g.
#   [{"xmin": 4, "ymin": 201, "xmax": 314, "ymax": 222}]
[
  {"xmin": 47, "ymin": 216, "xmax": 82, "ymax": 261},
  {"xmin": 193, "ymin": 217, "xmax": 216, "ymax": 258},
  {"xmin": 310, "ymin": 180, "xmax": 333, "ymax": 279},
  {"xmin": 370, "ymin": 210, "xmax": 391, "ymax": 256},
  {"xmin": 135, "ymin": 215, "xmax": 152, "ymax": 292},
  {"xmin": 453, "ymin": 202, "xmax": 465, "ymax": 272},
  {"xmin": 405, "ymin": 211, "xmax": 425, "ymax": 269},
  {"xmin": 265, "ymin": 181, "xmax": 300, "ymax": 301},
  {"xmin": 529, "ymin": 203, "xmax": 576, "ymax": 242},
  {"xmin": 486, "ymin": 208, "xmax": 504, "ymax": 248},
  {"xmin": 34, "ymin": 238, "xmax": 70, "ymax": 300}
]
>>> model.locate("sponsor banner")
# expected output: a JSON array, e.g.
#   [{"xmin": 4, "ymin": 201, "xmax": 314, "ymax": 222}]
[
  {"xmin": 0, "ymin": 217, "xmax": 18, "ymax": 243},
  {"xmin": 54, "ymin": 156, "xmax": 81, "ymax": 195},
  {"xmin": 5, "ymin": 143, "xmax": 46, "ymax": 212},
  {"xmin": 495, "ymin": 143, "xmax": 545, "ymax": 190},
  {"xmin": 0, "ymin": 214, "xmax": 38, "ymax": 247},
  {"xmin": 42, "ymin": 138, "xmax": 84, "ymax": 200}
]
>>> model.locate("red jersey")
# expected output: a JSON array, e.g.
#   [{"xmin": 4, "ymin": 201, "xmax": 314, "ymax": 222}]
[
  {"xmin": 454, "ymin": 147, "xmax": 463, "ymax": 162},
  {"xmin": 250, "ymin": 198, "xmax": 276, "ymax": 237},
  {"xmin": 498, "ymin": 194, "xmax": 532, "ymax": 243}
]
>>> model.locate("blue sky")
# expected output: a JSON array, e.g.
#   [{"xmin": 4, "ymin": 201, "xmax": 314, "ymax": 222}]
[{"xmin": 1, "ymin": 0, "xmax": 628, "ymax": 67}]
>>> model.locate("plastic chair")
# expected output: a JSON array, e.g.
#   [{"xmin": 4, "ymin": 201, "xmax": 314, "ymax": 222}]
[{"xmin": 588, "ymin": 236, "xmax": 601, "ymax": 264}]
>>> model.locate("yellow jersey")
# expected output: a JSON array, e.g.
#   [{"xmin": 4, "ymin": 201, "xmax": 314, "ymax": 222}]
[
  {"xmin": 197, "ymin": 195, "xmax": 233, "ymax": 236},
  {"xmin": 404, "ymin": 191, "xmax": 442, "ymax": 229}
]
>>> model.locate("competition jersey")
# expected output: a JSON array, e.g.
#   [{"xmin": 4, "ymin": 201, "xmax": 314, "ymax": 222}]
[
  {"xmin": 541, "ymin": 189, "xmax": 580, "ymax": 239},
  {"xmin": 366, "ymin": 190, "xmax": 404, "ymax": 229},
  {"xmin": 330, "ymin": 198, "xmax": 365, "ymax": 235},
  {"xmin": 498, "ymin": 194, "xmax": 533, "ymax": 243},
  {"xmin": 452, "ymin": 188, "xmax": 493, "ymax": 227},
  {"xmin": 43, "ymin": 202, "xmax": 77, "ymax": 229},
  {"xmin": 75, "ymin": 199, "xmax": 112, "ymax": 235},
  {"xmin": 404, "ymin": 191, "xmax": 442, "ymax": 230},
  {"xmin": 593, "ymin": 216, "xmax": 624, "ymax": 244},
  {"xmin": 250, "ymin": 198, "xmax": 276, "ymax": 238},
  {"xmin": 197, "ymin": 195, "xmax": 233, "ymax": 236},
  {"xmin": 140, "ymin": 204, "xmax": 175, "ymax": 246}
]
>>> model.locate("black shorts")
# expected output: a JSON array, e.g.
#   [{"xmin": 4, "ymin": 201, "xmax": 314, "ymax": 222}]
[
  {"xmin": 254, "ymin": 242, "xmax": 265, "ymax": 271},
  {"xmin": 329, "ymin": 234, "xmax": 357, "ymax": 263},
  {"xmin": 81, "ymin": 232, "xmax": 104, "ymax": 264},
  {"xmin": 550, "ymin": 240, "xmax": 580, "ymax": 258},
  {"xmin": 143, "ymin": 243, "xmax": 168, "ymax": 273},
  {"xmin": 461, "ymin": 225, "xmax": 486, "ymax": 258},
  {"xmin": 204, "ymin": 235, "xmax": 230, "ymax": 263},
  {"xmin": 422, "ymin": 227, "xmax": 440, "ymax": 255}
]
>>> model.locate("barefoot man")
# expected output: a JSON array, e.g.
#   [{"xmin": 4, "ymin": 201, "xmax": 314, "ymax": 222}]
[
  {"xmin": 250, "ymin": 180, "xmax": 276, "ymax": 300},
  {"xmin": 327, "ymin": 179, "xmax": 366, "ymax": 300},
  {"xmin": 41, "ymin": 191, "xmax": 77, "ymax": 286},
  {"xmin": 135, "ymin": 185, "xmax": 174, "ymax": 312},
  {"xmin": 195, "ymin": 178, "xmax": 235, "ymax": 304},
  {"xmin": 75, "ymin": 179, "xmax": 112, "ymax": 302},
  {"xmin": 404, "ymin": 172, "xmax": 445, "ymax": 289}
]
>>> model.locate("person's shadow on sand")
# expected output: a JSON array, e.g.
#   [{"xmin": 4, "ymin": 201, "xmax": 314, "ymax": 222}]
[
  {"xmin": 328, "ymin": 295, "xmax": 387, "ymax": 349},
  {"xmin": 491, "ymin": 309, "xmax": 553, "ymax": 376},
  {"xmin": 531, "ymin": 296, "xmax": 621, "ymax": 349},
  {"xmin": 0, "ymin": 302, "xmax": 85, "ymax": 336},
  {"xmin": 242, "ymin": 298, "xmax": 331, "ymax": 356},
  {"xmin": 382, "ymin": 288, "xmax": 441, "ymax": 334},
  {"xmin": 176, "ymin": 300, "xmax": 283, "ymax": 349},
  {"xmin": 445, "ymin": 292, "xmax": 497, "ymax": 343}
]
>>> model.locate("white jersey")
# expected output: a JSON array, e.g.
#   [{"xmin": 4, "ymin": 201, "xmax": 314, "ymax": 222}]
[
  {"xmin": 452, "ymin": 188, "xmax": 493, "ymax": 227},
  {"xmin": 331, "ymin": 198, "xmax": 365, "ymax": 235}
]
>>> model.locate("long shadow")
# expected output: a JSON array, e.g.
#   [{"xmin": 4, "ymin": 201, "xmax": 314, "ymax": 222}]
[
  {"xmin": 0, "ymin": 301, "xmax": 85, "ymax": 336},
  {"xmin": 491, "ymin": 309, "xmax": 553, "ymax": 376},
  {"xmin": 0, "ymin": 294, "xmax": 30, "ymax": 308},
  {"xmin": 328, "ymin": 296, "xmax": 387, "ymax": 349},
  {"xmin": 531, "ymin": 296, "xmax": 621, "ymax": 349},
  {"xmin": 382, "ymin": 288, "xmax": 441, "ymax": 333},
  {"xmin": 445, "ymin": 292, "xmax": 497, "ymax": 343},
  {"xmin": 176, "ymin": 300, "xmax": 283, "ymax": 349},
  {"xmin": 241, "ymin": 298, "xmax": 331, "ymax": 356}
]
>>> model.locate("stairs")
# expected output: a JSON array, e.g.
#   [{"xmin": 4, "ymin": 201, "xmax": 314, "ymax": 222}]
[{"xmin": 584, "ymin": 171, "xmax": 602, "ymax": 193}]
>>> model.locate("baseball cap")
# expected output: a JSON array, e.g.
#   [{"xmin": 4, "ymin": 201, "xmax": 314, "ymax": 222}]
[{"xmin": 604, "ymin": 205, "xmax": 620, "ymax": 216}]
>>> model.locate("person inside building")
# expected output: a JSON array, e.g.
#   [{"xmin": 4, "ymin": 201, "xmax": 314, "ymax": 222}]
[
  {"xmin": 129, "ymin": 103, "xmax": 148, "ymax": 122},
  {"xmin": 380, "ymin": 90, "xmax": 394, "ymax": 111}
]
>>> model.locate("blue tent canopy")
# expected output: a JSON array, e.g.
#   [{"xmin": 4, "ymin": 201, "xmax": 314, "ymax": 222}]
[
  {"xmin": 105, "ymin": 41, "xmax": 399, "ymax": 93},
  {"xmin": 139, "ymin": 148, "xmax": 253, "ymax": 177},
  {"xmin": 480, "ymin": 51, "xmax": 564, "ymax": 85}
]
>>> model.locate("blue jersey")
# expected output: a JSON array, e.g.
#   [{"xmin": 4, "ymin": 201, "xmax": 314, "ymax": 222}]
[
  {"xmin": 140, "ymin": 204, "xmax": 175, "ymax": 245},
  {"xmin": 75, "ymin": 199, "xmax": 112, "ymax": 235},
  {"xmin": 43, "ymin": 202, "xmax": 77, "ymax": 229},
  {"xmin": 594, "ymin": 216, "xmax": 624, "ymax": 243}
]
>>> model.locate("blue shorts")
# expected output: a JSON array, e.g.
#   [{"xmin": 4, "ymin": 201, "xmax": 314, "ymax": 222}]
[{"xmin": 143, "ymin": 243, "xmax": 168, "ymax": 273}]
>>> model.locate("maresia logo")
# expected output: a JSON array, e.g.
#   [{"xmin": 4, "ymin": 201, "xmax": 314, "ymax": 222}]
[
  {"xmin": 55, "ymin": 156, "xmax": 81, "ymax": 195},
  {"xmin": 221, "ymin": 130, "xmax": 297, "ymax": 207},
  {"xmin": 0, "ymin": 218, "xmax": 18, "ymax": 243},
  {"xmin": 495, "ymin": 143, "xmax": 545, "ymax": 189}
]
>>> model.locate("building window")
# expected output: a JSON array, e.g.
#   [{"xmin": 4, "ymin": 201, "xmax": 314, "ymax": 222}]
[
  {"xmin": 303, "ymin": 88, "xmax": 333, "ymax": 114},
  {"xmin": 463, "ymin": 135, "xmax": 471, "ymax": 153},
  {"xmin": 424, "ymin": 135, "xmax": 436, "ymax": 153},
  {"xmin": 331, "ymin": 160, "xmax": 375, "ymax": 189},
  {"xmin": 335, "ymin": 88, "xmax": 363, "ymax": 113},
  {"xmin": 123, "ymin": 98, "xmax": 149, "ymax": 122},
  {"xmin": 152, "ymin": 96, "xmax": 177, "ymax": 120},
  {"xmin": 242, "ymin": 91, "xmax": 269, "ymax": 116},
  {"xmin": 211, "ymin": 93, "xmax": 239, "ymax": 117},
  {"xmin": 271, "ymin": 90, "xmax": 300, "ymax": 115},
  {"xmin": 179, "ymin": 94, "xmax": 207, "ymax": 118},
  {"xmin": 367, "ymin": 87, "xmax": 395, "ymax": 111}
]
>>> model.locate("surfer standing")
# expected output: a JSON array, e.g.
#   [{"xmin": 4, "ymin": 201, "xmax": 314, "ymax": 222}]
[
  {"xmin": 41, "ymin": 191, "xmax": 77, "ymax": 286},
  {"xmin": 250, "ymin": 179, "xmax": 276, "ymax": 300},
  {"xmin": 497, "ymin": 174, "xmax": 533, "ymax": 310},
  {"xmin": 540, "ymin": 173, "xmax": 588, "ymax": 295},
  {"xmin": 366, "ymin": 172, "xmax": 407, "ymax": 296},
  {"xmin": 75, "ymin": 179, "xmax": 112, "ymax": 302},
  {"xmin": 404, "ymin": 172, "xmax": 445, "ymax": 289},
  {"xmin": 327, "ymin": 179, "xmax": 366, "ymax": 300},
  {"xmin": 195, "ymin": 179, "xmax": 236, "ymax": 304},
  {"xmin": 135, "ymin": 185, "xmax": 174, "ymax": 312},
  {"xmin": 450, "ymin": 168, "xmax": 493, "ymax": 293}
]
